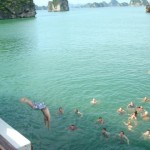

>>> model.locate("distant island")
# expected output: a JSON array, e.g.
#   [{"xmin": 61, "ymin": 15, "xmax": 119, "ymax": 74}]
[
  {"xmin": 48, "ymin": 0, "xmax": 69, "ymax": 12},
  {"xmin": 35, "ymin": 0, "xmax": 69, "ymax": 12},
  {"xmin": 0, "ymin": 0, "xmax": 149, "ymax": 19},
  {"xmin": 35, "ymin": 0, "xmax": 149, "ymax": 10},
  {"xmin": 82, "ymin": 0, "xmax": 128, "ymax": 7},
  {"xmin": 74, "ymin": 0, "xmax": 149, "ymax": 8},
  {"xmin": 35, "ymin": 5, "xmax": 48, "ymax": 10},
  {"xmin": 0, "ymin": 0, "xmax": 69, "ymax": 19}
]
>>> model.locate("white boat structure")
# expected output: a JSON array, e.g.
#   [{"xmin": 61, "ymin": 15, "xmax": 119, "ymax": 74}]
[{"xmin": 0, "ymin": 118, "xmax": 32, "ymax": 150}]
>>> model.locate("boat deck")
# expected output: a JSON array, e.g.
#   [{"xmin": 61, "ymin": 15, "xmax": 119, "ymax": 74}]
[
  {"xmin": 0, "ymin": 118, "xmax": 31, "ymax": 150},
  {"xmin": 0, "ymin": 135, "xmax": 17, "ymax": 150}
]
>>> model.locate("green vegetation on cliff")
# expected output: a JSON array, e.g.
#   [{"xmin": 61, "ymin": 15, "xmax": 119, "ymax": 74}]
[
  {"xmin": 53, "ymin": 0, "xmax": 61, "ymax": 7},
  {"xmin": 146, "ymin": 4, "xmax": 150, "ymax": 12},
  {"xmin": 0, "ymin": 0, "xmax": 36, "ymax": 19}
]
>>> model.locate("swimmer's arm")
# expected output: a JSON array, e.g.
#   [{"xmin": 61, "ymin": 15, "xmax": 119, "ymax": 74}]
[
  {"xmin": 79, "ymin": 112, "xmax": 83, "ymax": 116},
  {"xmin": 124, "ymin": 136, "xmax": 129, "ymax": 145},
  {"xmin": 107, "ymin": 132, "xmax": 110, "ymax": 138},
  {"xmin": 127, "ymin": 139, "xmax": 129, "ymax": 145},
  {"xmin": 123, "ymin": 122, "xmax": 128, "ymax": 125}
]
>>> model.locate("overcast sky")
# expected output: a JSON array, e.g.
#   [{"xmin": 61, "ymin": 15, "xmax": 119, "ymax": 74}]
[{"xmin": 34, "ymin": 0, "xmax": 129, "ymax": 6}]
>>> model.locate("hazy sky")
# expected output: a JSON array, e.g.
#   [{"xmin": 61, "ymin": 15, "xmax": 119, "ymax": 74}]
[{"xmin": 34, "ymin": 0, "xmax": 129, "ymax": 6}]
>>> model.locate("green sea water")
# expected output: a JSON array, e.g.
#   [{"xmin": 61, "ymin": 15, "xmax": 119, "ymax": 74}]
[{"xmin": 0, "ymin": 7, "xmax": 150, "ymax": 150}]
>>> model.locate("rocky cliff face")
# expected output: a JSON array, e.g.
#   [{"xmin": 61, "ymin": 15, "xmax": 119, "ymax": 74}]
[
  {"xmin": 0, "ymin": 0, "xmax": 36, "ymax": 19},
  {"xmin": 130, "ymin": 0, "xmax": 149, "ymax": 6},
  {"xmin": 48, "ymin": 0, "xmax": 69, "ymax": 12},
  {"xmin": 146, "ymin": 4, "xmax": 150, "ymax": 12}
]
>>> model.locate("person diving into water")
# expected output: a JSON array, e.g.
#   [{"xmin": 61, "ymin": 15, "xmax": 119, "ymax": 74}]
[{"xmin": 20, "ymin": 97, "xmax": 50, "ymax": 129}]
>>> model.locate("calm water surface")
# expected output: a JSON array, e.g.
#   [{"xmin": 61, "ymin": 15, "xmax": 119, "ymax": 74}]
[{"xmin": 0, "ymin": 7, "xmax": 150, "ymax": 150}]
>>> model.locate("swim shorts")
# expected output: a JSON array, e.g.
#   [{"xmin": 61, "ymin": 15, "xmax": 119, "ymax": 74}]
[{"xmin": 33, "ymin": 102, "xmax": 46, "ymax": 110}]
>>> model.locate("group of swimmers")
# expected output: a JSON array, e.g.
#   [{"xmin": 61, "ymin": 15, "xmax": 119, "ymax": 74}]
[
  {"xmin": 55, "ymin": 99, "xmax": 130, "ymax": 145},
  {"xmin": 68, "ymin": 97, "xmax": 150, "ymax": 144},
  {"xmin": 20, "ymin": 96, "xmax": 150, "ymax": 145},
  {"xmin": 100, "ymin": 127, "xmax": 129, "ymax": 143},
  {"xmin": 117, "ymin": 97, "xmax": 150, "ymax": 140}
]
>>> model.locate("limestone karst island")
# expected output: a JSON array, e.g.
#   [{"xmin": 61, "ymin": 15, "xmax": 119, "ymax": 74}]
[
  {"xmin": 0, "ymin": 0, "xmax": 36, "ymax": 19},
  {"xmin": 0, "ymin": 0, "xmax": 69, "ymax": 19},
  {"xmin": 0, "ymin": 0, "xmax": 150, "ymax": 19},
  {"xmin": 48, "ymin": 0, "xmax": 69, "ymax": 12}
]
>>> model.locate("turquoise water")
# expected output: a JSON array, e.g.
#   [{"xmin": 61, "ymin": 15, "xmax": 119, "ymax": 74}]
[{"xmin": 0, "ymin": 7, "xmax": 150, "ymax": 150}]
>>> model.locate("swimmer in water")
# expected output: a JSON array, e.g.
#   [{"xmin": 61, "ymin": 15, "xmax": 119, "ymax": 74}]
[
  {"xmin": 68, "ymin": 124, "xmax": 78, "ymax": 131},
  {"xmin": 142, "ymin": 97, "xmax": 150, "ymax": 102},
  {"xmin": 119, "ymin": 131, "xmax": 129, "ymax": 145},
  {"xmin": 129, "ymin": 110, "xmax": 138, "ymax": 120},
  {"xmin": 91, "ymin": 98, "xmax": 97, "ymax": 105},
  {"xmin": 97, "ymin": 117, "xmax": 104, "ymax": 124},
  {"xmin": 101, "ymin": 128, "xmax": 110, "ymax": 138},
  {"xmin": 20, "ymin": 97, "xmax": 50, "ymax": 129},
  {"xmin": 143, "ymin": 130, "xmax": 150, "ymax": 139},
  {"xmin": 141, "ymin": 110, "xmax": 149, "ymax": 120},
  {"xmin": 136, "ymin": 106, "xmax": 144, "ymax": 112},
  {"xmin": 117, "ymin": 107, "xmax": 125, "ymax": 114},
  {"xmin": 58, "ymin": 107, "xmax": 64, "ymax": 115},
  {"xmin": 127, "ymin": 101, "xmax": 135, "ymax": 108},
  {"xmin": 124, "ymin": 121, "xmax": 133, "ymax": 131},
  {"xmin": 74, "ymin": 109, "xmax": 82, "ymax": 116}
]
